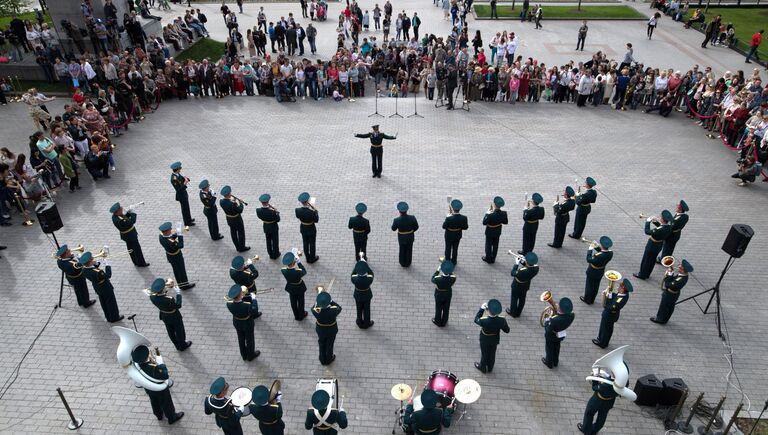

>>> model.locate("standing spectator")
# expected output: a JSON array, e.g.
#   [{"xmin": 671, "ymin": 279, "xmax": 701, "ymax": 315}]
[
  {"xmin": 412, "ymin": 12, "xmax": 421, "ymax": 40},
  {"xmin": 701, "ymin": 15, "xmax": 721, "ymax": 48},
  {"xmin": 745, "ymin": 29, "xmax": 763, "ymax": 64},
  {"xmin": 221, "ymin": 2, "xmax": 230, "ymax": 25},
  {"xmin": 307, "ymin": 23, "xmax": 318, "ymax": 54},
  {"xmin": 534, "ymin": 5, "xmax": 543, "ymax": 30},
  {"xmin": 300, "ymin": 0, "xmax": 308, "ymax": 18},
  {"xmin": 577, "ymin": 70, "xmax": 594, "ymax": 107},
  {"xmin": 9, "ymin": 15, "xmax": 28, "ymax": 53},
  {"xmin": 619, "ymin": 43, "xmax": 634, "ymax": 71},
  {"xmin": 577, "ymin": 20, "xmax": 588, "ymax": 51},
  {"xmin": 647, "ymin": 12, "xmax": 660, "ymax": 40},
  {"xmin": 521, "ymin": 0, "xmax": 530, "ymax": 22},
  {"xmin": 237, "ymin": 0, "xmax": 244, "ymax": 14},
  {"xmin": 373, "ymin": 4, "xmax": 382, "ymax": 29}
]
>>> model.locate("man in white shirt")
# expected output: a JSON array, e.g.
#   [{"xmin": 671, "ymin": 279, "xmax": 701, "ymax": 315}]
[{"xmin": 506, "ymin": 34, "xmax": 518, "ymax": 66}]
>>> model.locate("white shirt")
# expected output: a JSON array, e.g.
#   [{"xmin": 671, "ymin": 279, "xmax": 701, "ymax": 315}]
[
  {"xmin": 506, "ymin": 38, "xmax": 518, "ymax": 55},
  {"xmin": 83, "ymin": 62, "xmax": 97, "ymax": 80}
]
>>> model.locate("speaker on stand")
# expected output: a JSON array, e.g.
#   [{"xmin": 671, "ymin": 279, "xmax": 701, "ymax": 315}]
[{"xmin": 35, "ymin": 201, "xmax": 66, "ymax": 307}]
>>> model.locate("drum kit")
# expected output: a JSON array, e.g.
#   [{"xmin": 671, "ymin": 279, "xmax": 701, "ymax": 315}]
[{"xmin": 390, "ymin": 370, "xmax": 482, "ymax": 433}]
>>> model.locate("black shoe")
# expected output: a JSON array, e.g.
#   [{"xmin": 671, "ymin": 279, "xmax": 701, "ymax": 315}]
[
  {"xmin": 299, "ymin": 311, "xmax": 308, "ymax": 320},
  {"xmin": 179, "ymin": 341, "xmax": 192, "ymax": 351},
  {"xmin": 237, "ymin": 246, "xmax": 251, "ymax": 252},
  {"xmin": 307, "ymin": 256, "xmax": 319, "ymax": 263},
  {"xmin": 650, "ymin": 317, "xmax": 665, "ymax": 324},
  {"xmin": 746, "ymin": 60, "xmax": 752, "ymax": 64},
  {"xmin": 109, "ymin": 315, "xmax": 125, "ymax": 323},
  {"xmin": 592, "ymin": 339, "xmax": 607, "ymax": 348},
  {"xmin": 187, "ymin": 222, "xmax": 196, "ymax": 226},
  {"xmin": 213, "ymin": 235, "xmax": 224, "ymax": 240},
  {"xmin": 505, "ymin": 308, "xmax": 513, "ymax": 316},
  {"xmin": 254, "ymin": 312, "xmax": 262, "ymax": 318},
  {"xmin": 568, "ymin": 234, "xmax": 578, "ymax": 239},
  {"xmin": 137, "ymin": 263, "xmax": 150, "ymax": 267},
  {"xmin": 328, "ymin": 354, "xmax": 336, "ymax": 364},
  {"xmin": 474, "ymin": 362, "xmax": 487, "ymax": 373},
  {"xmin": 541, "ymin": 357, "xmax": 553, "ymax": 369},
  {"xmin": 579, "ymin": 296, "xmax": 592, "ymax": 305},
  {"xmin": 156, "ymin": 414, "xmax": 163, "ymax": 420},
  {"xmin": 481, "ymin": 256, "xmax": 491, "ymax": 263},
  {"xmin": 83, "ymin": 300, "xmax": 96, "ymax": 308},
  {"xmin": 181, "ymin": 283, "xmax": 195, "ymax": 290},
  {"xmin": 168, "ymin": 412, "xmax": 184, "ymax": 424},
  {"xmin": 432, "ymin": 318, "xmax": 441, "ymax": 327},
  {"xmin": 547, "ymin": 243, "xmax": 560, "ymax": 248},
  {"xmin": 247, "ymin": 350, "xmax": 261, "ymax": 361},
  {"xmin": 517, "ymin": 250, "xmax": 525, "ymax": 255},
  {"xmin": 632, "ymin": 273, "xmax": 646, "ymax": 280},
  {"xmin": 367, "ymin": 321, "xmax": 374, "ymax": 328},
  {"xmin": 0, "ymin": 246, "xmax": 6, "ymax": 250},
  {"xmin": 577, "ymin": 423, "xmax": 585, "ymax": 433},
  {"xmin": 372, "ymin": 174, "xmax": 377, "ymax": 178}
]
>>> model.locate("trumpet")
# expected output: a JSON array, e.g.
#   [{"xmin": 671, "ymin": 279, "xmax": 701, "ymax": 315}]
[
  {"xmin": 246, "ymin": 255, "xmax": 260, "ymax": 265},
  {"xmin": 580, "ymin": 237, "xmax": 599, "ymax": 249},
  {"xmin": 639, "ymin": 213, "xmax": 659, "ymax": 222},
  {"xmin": 93, "ymin": 248, "xmax": 133, "ymax": 259},
  {"xmin": 51, "ymin": 244, "xmax": 86, "ymax": 258},
  {"xmin": 232, "ymin": 195, "xmax": 249, "ymax": 206},
  {"xmin": 315, "ymin": 277, "xmax": 335, "ymax": 294},
  {"xmin": 142, "ymin": 278, "xmax": 178, "ymax": 296},
  {"xmin": 267, "ymin": 204, "xmax": 280, "ymax": 213},
  {"xmin": 506, "ymin": 250, "xmax": 525, "ymax": 262},
  {"xmin": 307, "ymin": 196, "xmax": 317, "ymax": 211},
  {"xmin": 539, "ymin": 290, "xmax": 558, "ymax": 327},
  {"xmin": 223, "ymin": 285, "xmax": 275, "ymax": 301},
  {"xmin": 125, "ymin": 201, "xmax": 145, "ymax": 213}
]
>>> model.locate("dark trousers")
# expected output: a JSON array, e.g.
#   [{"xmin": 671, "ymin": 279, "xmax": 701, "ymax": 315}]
[
  {"xmin": 444, "ymin": 238, "xmax": 460, "ymax": 264},
  {"xmin": 70, "ymin": 278, "xmax": 92, "ymax": 306},
  {"xmin": 637, "ymin": 240, "xmax": 663, "ymax": 279},
  {"xmin": 96, "ymin": 288, "xmax": 121, "ymax": 322},
  {"xmin": 163, "ymin": 317, "xmax": 187, "ymax": 350},
  {"xmin": 398, "ymin": 241, "xmax": 414, "ymax": 267},
  {"xmin": 434, "ymin": 294, "xmax": 451, "ymax": 326},
  {"xmin": 596, "ymin": 316, "xmax": 615, "ymax": 347},
  {"xmin": 125, "ymin": 236, "xmax": 148, "ymax": 266},
  {"xmin": 577, "ymin": 35, "xmax": 586, "ymax": 50},
  {"xmin": 354, "ymin": 292, "xmax": 372, "ymax": 328},
  {"xmin": 265, "ymin": 231, "xmax": 280, "ymax": 259},
  {"xmin": 552, "ymin": 217, "xmax": 568, "ymax": 247},
  {"xmin": 370, "ymin": 147, "xmax": 383, "ymax": 176},
  {"xmin": 204, "ymin": 210, "xmax": 221, "ymax": 239},
  {"xmin": 508, "ymin": 289, "xmax": 527, "ymax": 317},
  {"xmin": 302, "ymin": 233, "xmax": 317, "ymax": 261},
  {"xmin": 289, "ymin": 292, "xmax": 305, "ymax": 319},
  {"xmin": 484, "ymin": 234, "xmax": 500, "ymax": 262},
  {"xmin": 544, "ymin": 339, "xmax": 561, "ymax": 367},
  {"xmin": 655, "ymin": 291, "xmax": 679, "ymax": 323},
  {"xmin": 227, "ymin": 218, "xmax": 247, "ymax": 251},
  {"xmin": 145, "ymin": 388, "xmax": 178, "ymax": 421},
  {"xmin": 522, "ymin": 224, "xmax": 538, "ymax": 254},
  {"xmin": 583, "ymin": 270, "xmax": 602, "ymax": 304},
  {"xmin": 178, "ymin": 196, "xmax": 193, "ymax": 226},
  {"xmin": 317, "ymin": 332, "xmax": 337, "ymax": 364},
  {"xmin": 582, "ymin": 399, "xmax": 612, "ymax": 435},
  {"xmin": 478, "ymin": 341, "xmax": 498, "ymax": 372},
  {"xmin": 234, "ymin": 322, "xmax": 256, "ymax": 359},
  {"xmin": 571, "ymin": 207, "xmax": 590, "ymax": 238},
  {"xmin": 353, "ymin": 233, "xmax": 368, "ymax": 260},
  {"xmin": 446, "ymin": 85, "xmax": 456, "ymax": 108},
  {"xmin": 168, "ymin": 255, "xmax": 190, "ymax": 287},
  {"xmin": 658, "ymin": 232, "xmax": 680, "ymax": 262}
]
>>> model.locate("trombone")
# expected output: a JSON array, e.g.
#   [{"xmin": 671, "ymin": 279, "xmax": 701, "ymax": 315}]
[
  {"xmin": 315, "ymin": 277, "xmax": 335, "ymax": 294},
  {"xmin": 223, "ymin": 285, "xmax": 275, "ymax": 301},
  {"xmin": 51, "ymin": 244, "xmax": 85, "ymax": 258},
  {"xmin": 93, "ymin": 247, "xmax": 134, "ymax": 259}
]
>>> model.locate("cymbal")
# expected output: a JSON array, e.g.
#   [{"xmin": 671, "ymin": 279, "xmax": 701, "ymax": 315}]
[
  {"xmin": 391, "ymin": 383, "xmax": 413, "ymax": 401},
  {"xmin": 454, "ymin": 379, "xmax": 482, "ymax": 404}
]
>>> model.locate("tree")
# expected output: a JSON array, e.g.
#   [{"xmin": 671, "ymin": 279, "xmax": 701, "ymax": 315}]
[{"xmin": 0, "ymin": 0, "xmax": 30, "ymax": 16}]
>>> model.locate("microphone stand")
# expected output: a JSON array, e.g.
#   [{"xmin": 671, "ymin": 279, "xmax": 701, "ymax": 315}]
[
  {"xmin": 389, "ymin": 92, "xmax": 403, "ymax": 118},
  {"xmin": 369, "ymin": 87, "xmax": 384, "ymax": 117},
  {"xmin": 407, "ymin": 88, "xmax": 423, "ymax": 118}
]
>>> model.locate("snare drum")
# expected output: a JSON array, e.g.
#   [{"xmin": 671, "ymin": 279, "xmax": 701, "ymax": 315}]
[
  {"xmin": 230, "ymin": 387, "xmax": 252, "ymax": 416},
  {"xmin": 427, "ymin": 370, "xmax": 458, "ymax": 408}
]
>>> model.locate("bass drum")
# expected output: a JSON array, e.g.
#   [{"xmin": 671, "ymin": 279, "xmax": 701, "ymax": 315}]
[{"xmin": 427, "ymin": 370, "xmax": 458, "ymax": 408}]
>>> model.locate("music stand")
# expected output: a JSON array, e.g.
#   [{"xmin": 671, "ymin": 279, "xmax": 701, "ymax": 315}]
[
  {"xmin": 369, "ymin": 87, "xmax": 384, "ymax": 117},
  {"xmin": 389, "ymin": 93, "xmax": 403, "ymax": 118},
  {"xmin": 675, "ymin": 255, "xmax": 733, "ymax": 340},
  {"xmin": 407, "ymin": 91, "xmax": 423, "ymax": 118}
]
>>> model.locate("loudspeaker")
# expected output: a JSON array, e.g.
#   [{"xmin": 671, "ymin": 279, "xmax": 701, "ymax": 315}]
[
  {"xmin": 35, "ymin": 201, "xmax": 63, "ymax": 234},
  {"xmin": 633, "ymin": 374, "xmax": 663, "ymax": 407},
  {"xmin": 721, "ymin": 224, "xmax": 753, "ymax": 258},
  {"xmin": 659, "ymin": 378, "xmax": 688, "ymax": 406}
]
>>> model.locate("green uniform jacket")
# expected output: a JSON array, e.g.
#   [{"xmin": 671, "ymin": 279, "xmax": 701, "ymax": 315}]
[
  {"xmin": 348, "ymin": 215, "xmax": 371, "ymax": 234},
  {"xmin": 295, "ymin": 206, "xmax": 319, "ymax": 235},
  {"xmin": 138, "ymin": 359, "xmax": 169, "ymax": 382},
  {"xmin": 159, "ymin": 234, "xmax": 184, "ymax": 259},
  {"xmin": 553, "ymin": 198, "xmax": 575, "ymax": 224},
  {"xmin": 391, "ymin": 214, "xmax": 419, "ymax": 242},
  {"xmin": 150, "ymin": 292, "xmax": 183, "ymax": 323},
  {"xmin": 586, "ymin": 249, "xmax": 613, "ymax": 278},
  {"xmin": 351, "ymin": 262, "xmax": 374, "ymax": 302},
  {"xmin": 663, "ymin": 273, "xmax": 688, "ymax": 293},
  {"xmin": 576, "ymin": 188, "xmax": 597, "ymax": 208},
  {"xmin": 58, "ymin": 257, "xmax": 84, "ymax": 284},
  {"xmin": 281, "ymin": 264, "xmax": 307, "ymax": 294},
  {"xmin": 204, "ymin": 394, "xmax": 242, "ymax": 430},
  {"xmin": 83, "ymin": 264, "xmax": 113, "ymax": 294},
  {"xmin": 404, "ymin": 405, "xmax": 453, "ymax": 434},
  {"xmin": 112, "ymin": 212, "xmax": 138, "ymax": 241},
  {"xmin": 219, "ymin": 197, "xmax": 244, "ymax": 220},
  {"xmin": 256, "ymin": 206, "xmax": 281, "ymax": 234},
  {"xmin": 602, "ymin": 292, "xmax": 628, "ymax": 322},
  {"xmin": 227, "ymin": 297, "xmax": 259, "ymax": 330},
  {"xmin": 313, "ymin": 302, "xmax": 342, "ymax": 337},
  {"xmin": 355, "ymin": 131, "xmax": 396, "ymax": 145},
  {"xmin": 474, "ymin": 308, "xmax": 510, "ymax": 346},
  {"xmin": 589, "ymin": 381, "xmax": 618, "ymax": 411},
  {"xmin": 249, "ymin": 402, "xmax": 285, "ymax": 434},
  {"xmin": 170, "ymin": 172, "xmax": 187, "ymax": 201},
  {"xmin": 432, "ymin": 271, "xmax": 456, "ymax": 302},
  {"xmin": 199, "ymin": 189, "xmax": 217, "ymax": 216},
  {"xmin": 671, "ymin": 213, "xmax": 689, "ymax": 233},
  {"xmin": 544, "ymin": 312, "xmax": 574, "ymax": 342},
  {"xmin": 304, "ymin": 408, "xmax": 348, "ymax": 434},
  {"xmin": 523, "ymin": 205, "xmax": 545, "ymax": 228},
  {"xmin": 442, "ymin": 213, "xmax": 468, "ymax": 241},
  {"xmin": 645, "ymin": 220, "xmax": 672, "ymax": 243},
  {"xmin": 230, "ymin": 264, "xmax": 259, "ymax": 290},
  {"xmin": 511, "ymin": 263, "xmax": 539, "ymax": 294},
  {"xmin": 482, "ymin": 209, "xmax": 508, "ymax": 236}
]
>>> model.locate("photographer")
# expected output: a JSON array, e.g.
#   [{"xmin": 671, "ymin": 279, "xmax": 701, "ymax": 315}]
[{"xmin": 731, "ymin": 155, "xmax": 762, "ymax": 186}]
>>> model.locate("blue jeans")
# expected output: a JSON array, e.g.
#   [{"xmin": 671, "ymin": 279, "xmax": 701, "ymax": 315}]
[
  {"xmin": 309, "ymin": 79, "xmax": 318, "ymax": 99},
  {"xmin": 9, "ymin": 44, "xmax": 23, "ymax": 62}
]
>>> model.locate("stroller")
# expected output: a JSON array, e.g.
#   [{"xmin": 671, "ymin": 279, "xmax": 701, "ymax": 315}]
[{"xmin": 317, "ymin": 1, "xmax": 328, "ymax": 21}]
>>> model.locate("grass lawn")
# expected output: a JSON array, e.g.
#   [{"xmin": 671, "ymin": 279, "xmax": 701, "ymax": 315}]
[
  {"xmin": 474, "ymin": 4, "xmax": 647, "ymax": 19},
  {"xmin": 175, "ymin": 38, "xmax": 226, "ymax": 62},
  {"xmin": 696, "ymin": 7, "xmax": 768, "ymax": 61},
  {"xmin": 0, "ymin": 11, "xmax": 53, "ymax": 30}
]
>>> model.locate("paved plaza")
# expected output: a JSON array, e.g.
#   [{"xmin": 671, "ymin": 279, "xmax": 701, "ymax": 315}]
[{"xmin": 1, "ymin": 2, "xmax": 767, "ymax": 434}]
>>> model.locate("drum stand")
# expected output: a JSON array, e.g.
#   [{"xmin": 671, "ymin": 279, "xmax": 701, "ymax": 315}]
[
  {"xmin": 392, "ymin": 401, "xmax": 405, "ymax": 434},
  {"xmin": 456, "ymin": 402, "xmax": 472, "ymax": 422}
]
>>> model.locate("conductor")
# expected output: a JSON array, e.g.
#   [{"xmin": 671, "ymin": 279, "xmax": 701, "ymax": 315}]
[{"xmin": 354, "ymin": 125, "xmax": 396, "ymax": 178}]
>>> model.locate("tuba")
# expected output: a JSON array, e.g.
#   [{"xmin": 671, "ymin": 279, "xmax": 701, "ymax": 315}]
[
  {"xmin": 601, "ymin": 270, "xmax": 623, "ymax": 307},
  {"xmin": 539, "ymin": 290, "xmax": 558, "ymax": 327},
  {"xmin": 112, "ymin": 326, "xmax": 172, "ymax": 392},
  {"xmin": 585, "ymin": 345, "xmax": 637, "ymax": 401}
]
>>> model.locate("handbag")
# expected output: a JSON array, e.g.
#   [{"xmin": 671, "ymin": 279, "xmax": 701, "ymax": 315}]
[{"xmin": 72, "ymin": 78, "xmax": 80, "ymax": 88}]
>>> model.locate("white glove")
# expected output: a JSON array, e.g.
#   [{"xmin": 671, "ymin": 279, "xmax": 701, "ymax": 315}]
[
  {"xmin": 124, "ymin": 208, "xmax": 131, "ymax": 214},
  {"xmin": 236, "ymin": 405, "xmax": 246, "ymax": 413},
  {"xmin": 103, "ymin": 259, "xmax": 110, "ymax": 267},
  {"xmin": 481, "ymin": 302, "xmax": 488, "ymax": 310},
  {"xmin": 245, "ymin": 258, "xmax": 253, "ymax": 266},
  {"xmin": 276, "ymin": 393, "xmax": 283, "ymax": 403},
  {"xmin": 155, "ymin": 355, "xmax": 164, "ymax": 365},
  {"xmin": 176, "ymin": 223, "xmax": 182, "ymax": 235},
  {"xmin": 174, "ymin": 286, "xmax": 181, "ymax": 295}
]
